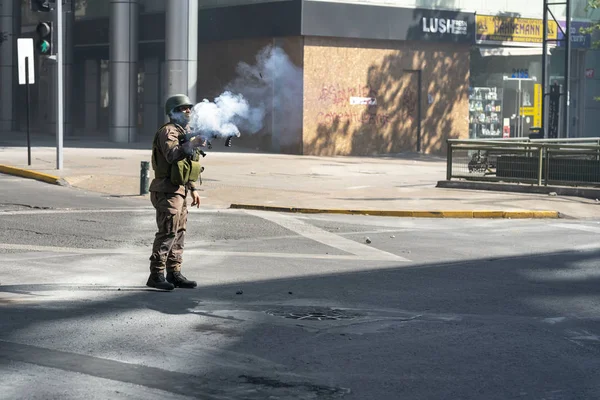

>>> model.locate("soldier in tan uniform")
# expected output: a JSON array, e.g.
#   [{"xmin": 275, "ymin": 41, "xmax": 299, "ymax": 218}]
[{"xmin": 147, "ymin": 94, "xmax": 205, "ymax": 291}]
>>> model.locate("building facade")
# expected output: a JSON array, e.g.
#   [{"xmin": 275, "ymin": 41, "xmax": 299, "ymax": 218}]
[{"xmin": 0, "ymin": 0, "xmax": 597, "ymax": 156}]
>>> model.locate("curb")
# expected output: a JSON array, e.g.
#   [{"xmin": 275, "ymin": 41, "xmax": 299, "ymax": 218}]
[
  {"xmin": 437, "ymin": 180, "xmax": 600, "ymax": 200},
  {"xmin": 229, "ymin": 204, "xmax": 560, "ymax": 219},
  {"xmin": 0, "ymin": 164, "xmax": 68, "ymax": 186}
]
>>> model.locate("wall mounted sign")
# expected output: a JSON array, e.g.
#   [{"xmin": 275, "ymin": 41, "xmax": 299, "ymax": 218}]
[
  {"xmin": 422, "ymin": 17, "xmax": 469, "ymax": 36},
  {"xmin": 476, "ymin": 15, "xmax": 558, "ymax": 43},
  {"xmin": 558, "ymin": 21, "xmax": 592, "ymax": 49},
  {"xmin": 303, "ymin": 3, "xmax": 475, "ymax": 44}
]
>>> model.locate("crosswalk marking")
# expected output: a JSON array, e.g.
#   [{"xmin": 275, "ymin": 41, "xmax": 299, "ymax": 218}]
[{"xmin": 244, "ymin": 210, "xmax": 410, "ymax": 262}]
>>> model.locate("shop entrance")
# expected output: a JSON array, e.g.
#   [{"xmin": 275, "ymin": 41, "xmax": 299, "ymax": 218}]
[{"xmin": 502, "ymin": 76, "xmax": 537, "ymax": 138}]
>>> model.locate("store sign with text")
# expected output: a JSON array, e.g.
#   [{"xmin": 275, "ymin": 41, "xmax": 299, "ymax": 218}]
[
  {"xmin": 411, "ymin": 9, "xmax": 475, "ymax": 44},
  {"xmin": 558, "ymin": 21, "xmax": 592, "ymax": 49},
  {"xmin": 422, "ymin": 17, "xmax": 469, "ymax": 36},
  {"xmin": 476, "ymin": 15, "xmax": 558, "ymax": 43}
]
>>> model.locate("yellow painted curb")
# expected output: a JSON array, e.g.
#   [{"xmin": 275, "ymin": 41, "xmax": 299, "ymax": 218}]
[
  {"xmin": 229, "ymin": 204, "xmax": 560, "ymax": 219},
  {"xmin": 0, "ymin": 164, "xmax": 65, "ymax": 185}
]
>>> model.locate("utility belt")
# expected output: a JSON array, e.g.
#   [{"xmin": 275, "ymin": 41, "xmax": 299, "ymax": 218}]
[
  {"xmin": 151, "ymin": 128, "xmax": 204, "ymax": 186},
  {"xmin": 170, "ymin": 150, "xmax": 204, "ymax": 186}
]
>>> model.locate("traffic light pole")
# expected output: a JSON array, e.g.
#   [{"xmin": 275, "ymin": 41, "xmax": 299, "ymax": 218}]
[
  {"xmin": 56, "ymin": 0, "xmax": 63, "ymax": 170},
  {"xmin": 542, "ymin": 0, "xmax": 571, "ymax": 138}
]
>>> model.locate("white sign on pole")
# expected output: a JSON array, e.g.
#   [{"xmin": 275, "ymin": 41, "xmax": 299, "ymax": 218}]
[{"xmin": 17, "ymin": 38, "xmax": 35, "ymax": 85}]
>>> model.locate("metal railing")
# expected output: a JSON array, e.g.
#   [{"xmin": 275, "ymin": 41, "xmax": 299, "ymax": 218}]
[{"xmin": 446, "ymin": 138, "xmax": 600, "ymax": 187}]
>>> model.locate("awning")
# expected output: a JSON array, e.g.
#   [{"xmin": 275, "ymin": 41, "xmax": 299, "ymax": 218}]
[{"xmin": 479, "ymin": 47, "xmax": 555, "ymax": 57}]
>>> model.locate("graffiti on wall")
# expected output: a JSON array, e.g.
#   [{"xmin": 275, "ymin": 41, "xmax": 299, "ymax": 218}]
[
  {"xmin": 318, "ymin": 84, "xmax": 379, "ymax": 106},
  {"xmin": 316, "ymin": 82, "xmax": 389, "ymax": 127},
  {"xmin": 401, "ymin": 88, "xmax": 418, "ymax": 120},
  {"xmin": 315, "ymin": 82, "xmax": 419, "ymax": 128},
  {"xmin": 317, "ymin": 110, "xmax": 390, "ymax": 127}
]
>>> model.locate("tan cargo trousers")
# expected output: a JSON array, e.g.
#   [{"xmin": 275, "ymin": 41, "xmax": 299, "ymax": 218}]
[{"xmin": 149, "ymin": 192, "xmax": 188, "ymax": 273}]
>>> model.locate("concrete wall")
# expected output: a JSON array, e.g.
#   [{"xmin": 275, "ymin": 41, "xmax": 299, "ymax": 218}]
[{"xmin": 302, "ymin": 37, "xmax": 470, "ymax": 156}]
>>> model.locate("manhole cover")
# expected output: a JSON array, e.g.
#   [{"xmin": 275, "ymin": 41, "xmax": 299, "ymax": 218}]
[{"xmin": 266, "ymin": 307, "xmax": 361, "ymax": 321}]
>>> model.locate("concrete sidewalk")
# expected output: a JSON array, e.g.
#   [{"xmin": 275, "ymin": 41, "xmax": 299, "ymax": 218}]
[{"xmin": 1, "ymin": 140, "xmax": 599, "ymax": 219}]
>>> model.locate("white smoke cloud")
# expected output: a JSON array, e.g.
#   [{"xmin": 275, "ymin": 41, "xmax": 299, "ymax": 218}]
[{"xmin": 188, "ymin": 45, "xmax": 303, "ymax": 147}]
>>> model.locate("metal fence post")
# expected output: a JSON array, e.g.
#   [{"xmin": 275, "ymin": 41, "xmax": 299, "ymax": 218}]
[
  {"xmin": 446, "ymin": 140, "xmax": 453, "ymax": 181},
  {"xmin": 545, "ymin": 148, "xmax": 550, "ymax": 186},
  {"xmin": 537, "ymin": 146, "xmax": 543, "ymax": 186},
  {"xmin": 140, "ymin": 161, "xmax": 150, "ymax": 195}
]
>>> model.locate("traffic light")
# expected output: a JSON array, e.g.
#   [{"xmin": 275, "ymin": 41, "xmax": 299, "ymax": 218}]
[
  {"xmin": 35, "ymin": 21, "xmax": 53, "ymax": 56},
  {"xmin": 31, "ymin": 0, "xmax": 51, "ymax": 12}
]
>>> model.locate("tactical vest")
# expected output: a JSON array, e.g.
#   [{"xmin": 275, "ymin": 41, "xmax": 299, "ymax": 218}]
[{"xmin": 152, "ymin": 123, "xmax": 202, "ymax": 186}]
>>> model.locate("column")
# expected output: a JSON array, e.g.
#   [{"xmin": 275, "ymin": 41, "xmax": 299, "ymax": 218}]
[
  {"xmin": 165, "ymin": 0, "xmax": 198, "ymax": 104},
  {"xmin": 64, "ymin": 0, "xmax": 74, "ymax": 136},
  {"xmin": 84, "ymin": 59, "xmax": 99, "ymax": 132},
  {"xmin": 0, "ymin": 0, "xmax": 15, "ymax": 132},
  {"xmin": 141, "ymin": 58, "xmax": 160, "ymax": 137},
  {"xmin": 109, "ymin": 0, "xmax": 138, "ymax": 143}
]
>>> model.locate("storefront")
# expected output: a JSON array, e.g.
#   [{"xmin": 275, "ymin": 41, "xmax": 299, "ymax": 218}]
[
  {"xmin": 470, "ymin": 15, "xmax": 558, "ymax": 139},
  {"xmin": 197, "ymin": 2, "xmax": 477, "ymax": 155}
]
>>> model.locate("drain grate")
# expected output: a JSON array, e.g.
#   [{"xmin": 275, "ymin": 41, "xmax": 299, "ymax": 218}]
[{"xmin": 266, "ymin": 307, "xmax": 361, "ymax": 321}]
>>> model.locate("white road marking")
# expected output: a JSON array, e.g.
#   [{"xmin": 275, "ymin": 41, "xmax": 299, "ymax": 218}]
[
  {"xmin": 0, "ymin": 243, "xmax": 115, "ymax": 254},
  {"xmin": 0, "ymin": 243, "xmax": 403, "ymax": 262},
  {"xmin": 346, "ymin": 185, "xmax": 370, "ymax": 190},
  {"xmin": 244, "ymin": 210, "xmax": 410, "ymax": 262},
  {"xmin": 0, "ymin": 208, "xmax": 228, "ymax": 216},
  {"xmin": 574, "ymin": 243, "xmax": 600, "ymax": 252},
  {"xmin": 0, "ymin": 208, "xmax": 153, "ymax": 216},
  {"xmin": 552, "ymin": 223, "xmax": 600, "ymax": 234}
]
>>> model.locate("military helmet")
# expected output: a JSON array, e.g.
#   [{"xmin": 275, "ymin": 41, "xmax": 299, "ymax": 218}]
[{"xmin": 164, "ymin": 94, "xmax": 194, "ymax": 115}]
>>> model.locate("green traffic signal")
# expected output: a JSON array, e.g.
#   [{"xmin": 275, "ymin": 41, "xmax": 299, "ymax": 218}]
[
  {"xmin": 35, "ymin": 21, "xmax": 52, "ymax": 56},
  {"xmin": 38, "ymin": 40, "xmax": 50, "ymax": 54}
]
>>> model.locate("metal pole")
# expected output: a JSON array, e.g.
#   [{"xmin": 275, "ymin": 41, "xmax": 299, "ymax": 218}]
[
  {"xmin": 56, "ymin": 0, "xmax": 64, "ymax": 170},
  {"xmin": 417, "ymin": 69, "xmax": 422, "ymax": 153},
  {"xmin": 517, "ymin": 79, "xmax": 523, "ymax": 137},
  {"xmin": 564, "ymin": 0, "xmax": 571, "ymax": 138},
  {"xmin": 25, "ymin": 56, "xmax": 31, "ymax": 166},
  {"xmin": 140, "ymin": 161, "xmax": 150, "ymax": 195},
  {"xmin": 446, "ymin": 141, "xmax": 452, "ymax": 181},
  {"xmin": 542, "ymin": 0, "xmax": 548, "ymax": 137},
  {"xmin": 537, "ymin": 146, "xmax": 543, "ymax": 186}
]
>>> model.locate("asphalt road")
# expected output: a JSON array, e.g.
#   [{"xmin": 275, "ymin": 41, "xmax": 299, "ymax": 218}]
[{"xmin": 1, "ymin": 174, "xmax": 600, "ymax": 400}]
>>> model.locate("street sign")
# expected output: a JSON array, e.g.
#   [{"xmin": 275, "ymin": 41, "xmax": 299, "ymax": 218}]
[{"xmin": 17, "ymin": 38, "xmax": 35, "ymax": 85}]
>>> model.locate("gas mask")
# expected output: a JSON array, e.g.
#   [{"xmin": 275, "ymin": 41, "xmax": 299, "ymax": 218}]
[{"xmin": 169, "ymin": 110, "xmax": 191, "ymax": 127}]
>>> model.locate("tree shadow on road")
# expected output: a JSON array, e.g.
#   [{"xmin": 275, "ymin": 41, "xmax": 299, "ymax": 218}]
[{"xmin": 1, "ymin": 247, "xmax": 600, "ymax": 398}]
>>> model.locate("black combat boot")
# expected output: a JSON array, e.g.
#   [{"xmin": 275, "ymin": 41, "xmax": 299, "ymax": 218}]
[
  {"xmin": 146, "ymin": 272, "xmax": 175, "ymax": 291},
  {"xmin": 166, "ymin": 271, "xmax": 197, "ymax": 289}
]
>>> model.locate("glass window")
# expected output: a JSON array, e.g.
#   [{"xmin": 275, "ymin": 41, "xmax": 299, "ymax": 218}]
[
  {"xmin": 470, "ymin": 47, "xmax": 543, "ymax": 139},
  {"xmin": 139, "ymin": 0, "xmax": 165, "ymax": 13},
  {"xmin": 74, "ymin": 0, "xmax": 110, "ymax": 19}
]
